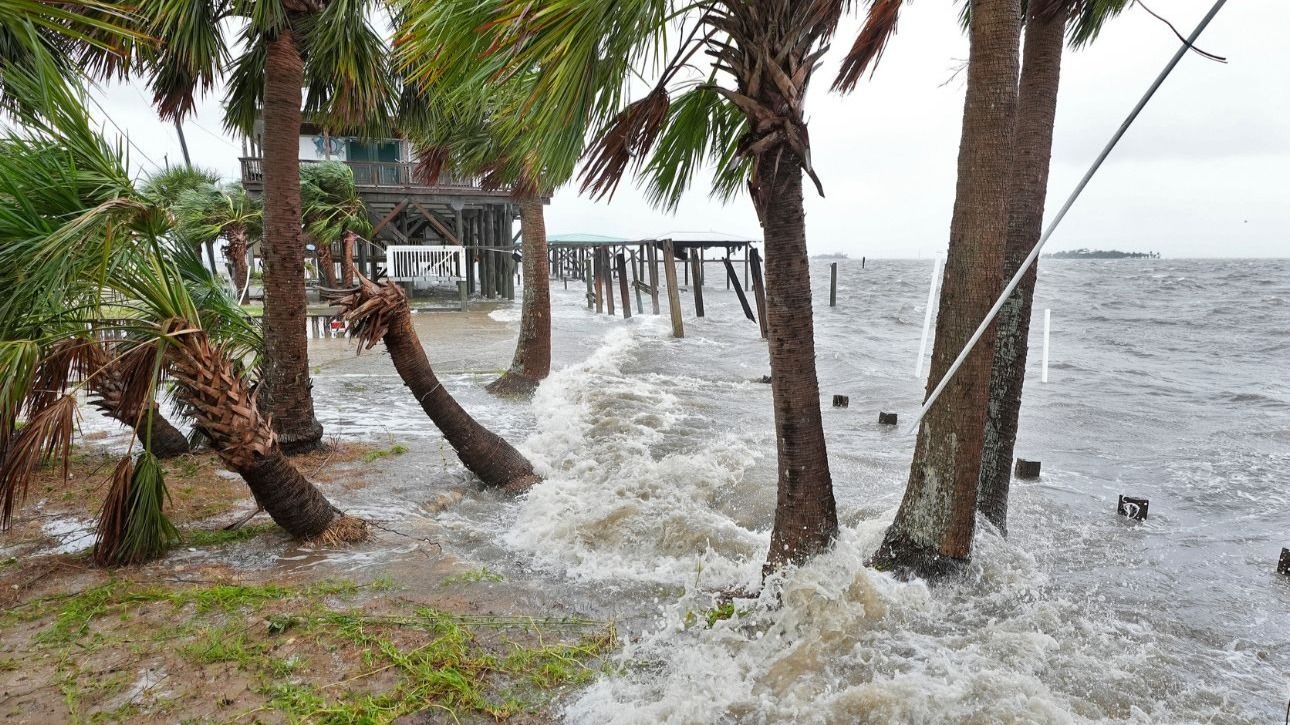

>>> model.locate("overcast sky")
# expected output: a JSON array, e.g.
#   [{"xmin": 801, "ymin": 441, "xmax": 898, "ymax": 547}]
[{"xmin": 92, "ymin": 0, "xmax": 1288, "ymax": 258}]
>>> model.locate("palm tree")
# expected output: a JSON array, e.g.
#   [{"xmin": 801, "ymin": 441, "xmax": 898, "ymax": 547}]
[
  {"xmin": 835, "ymin": 0, "xmax": 1129, "ymax": 537},
  {"xmin": 397, "ymin": 0, "xmax": 862, "ymax": 573},
  {"xmin": 977, "ymin": 1, "xmax": 1130, "ymax": 533},
  {"xmin": 173, "ymin": 181, "xmax": 263, "ymax": 302},
  {"xmin": 856, "ymin": 0, "xmax": 1023, "ymax": 576},
  {"xmin": 394, "ymin": 65, "xmax": 553, "ymax": 396},
  {"xmin": 140, "ymin": 165, "xmax": 223, "ymax": 272},
  {"xmin": 325, "ymin": 276, "xmax": 541, "ymax": 493},
  {"xmin": 0, "ymin": 70, "xmax": 365, "ymax": 563},
  {"xmin": 116, "ymin": 0, "xmax": 396, "ymax": 452},
  {"xmin": 300, "ymin": 161, "xmax": 371, "ymax": 289}
]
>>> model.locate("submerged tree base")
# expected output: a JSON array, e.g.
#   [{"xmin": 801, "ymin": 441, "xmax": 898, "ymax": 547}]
[
  {"xmin": 275, "ymin": 419, "xmax": 325, "ymax": 455},
  {"xmin": 304, "ymin": 513, "xmax": 370, "ymax": 546},
  {"xmin": 867, "ymin": 530, "xmax": 969, "ymax": 582},
  {"xmin": 485, "ymin": 371, "xmax": 542, "ymax": 398}
]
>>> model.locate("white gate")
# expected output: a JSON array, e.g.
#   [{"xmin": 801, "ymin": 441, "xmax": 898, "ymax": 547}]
[{"xmin": 386, "ymin": 245, "xmax": 465, "ymax": 283}]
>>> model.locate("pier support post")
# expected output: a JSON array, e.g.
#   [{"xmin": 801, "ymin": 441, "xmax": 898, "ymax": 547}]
[
  {"xmin": 616, "ymin": 252, "xmax": 632, "ymax": 319},
  {"xmin": 829, "ymin": 262, "xmax": 838, "ymax": 307},
  {"xmin": 458, "ymin": 280, "xmax": 468, "ymax": 311},
  {"xmin": 749, "ymin": 247, "xmax": 768, "ymax": 339},
  {"xmin": 593, "ymin": 247, "xmax": 604, "ymax": 313},
  {"xmin": 690, "ymin": 253, "xmax": 705, "ymax": 317},
  {"xmin": 647, "ymin": 243, "xmax": 660, "ymax": 314},
  {"xmin": 662, "ymin": 240, "xmax": 684, "ymax": 338},
  {"xmin": 723, "ymin": 257, "xmax": 755, "ymax": 322},
  {"xmin": 602, "ymin": 248, "xmax": 615, "ymax": 316}
]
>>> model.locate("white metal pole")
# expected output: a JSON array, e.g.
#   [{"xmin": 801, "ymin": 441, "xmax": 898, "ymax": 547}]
[
  {"xmin": 903, "ymin": 0, "xmax": 1228, "ymax": 434},
  {"xmin": 1041, "ymin": 308, "xmax": 1051, "ymax": 384},
  {"xmin": 915, "ymin": 255, "xmax": 943, "ymax": 378}
]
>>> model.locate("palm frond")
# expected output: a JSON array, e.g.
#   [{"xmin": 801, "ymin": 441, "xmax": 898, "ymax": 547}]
[
  {"xmin": 94, "ymin": 450, "xmax": 178, "ymax": 565},
  {"xmin": 833, "ymin": 0, "xmax": 906, "ymax": 93}
]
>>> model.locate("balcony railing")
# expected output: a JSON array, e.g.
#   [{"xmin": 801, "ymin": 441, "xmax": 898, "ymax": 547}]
[{"xmin": 239, "ymin": 157, "xmax": 483, "ymax": 191}]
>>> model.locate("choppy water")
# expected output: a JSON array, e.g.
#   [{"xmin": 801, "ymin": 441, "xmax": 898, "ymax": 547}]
[{"xmin": 77, "ymin": 258, "xmax": 1290, "ymax": 722}]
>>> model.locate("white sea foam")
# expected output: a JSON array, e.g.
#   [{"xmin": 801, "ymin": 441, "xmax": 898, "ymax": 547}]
[{"xmin": 509, "ymin": 322, "xmax": 767, "ymax": 587}]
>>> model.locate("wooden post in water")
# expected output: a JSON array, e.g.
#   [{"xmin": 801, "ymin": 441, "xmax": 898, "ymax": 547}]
[
  {"xmin": 829, "ymin": 262, "xmax": 838, "ymax": 307},
  {"xmin": 723, "ymin": 257, "xmax": 755, "ymax": 322},
  {"xmin": 593, "ymin": 247, "xmax": 604, "ymax": 313},
  {"xmin": 646, "ymin": 243, "xmax": 661, "ymax": 314},
  {"xmin": 630, "ymin": 250, "xmax": 644, "ymax": 314},
  {"xmin": 458, "ymin": 280, "xmax": 468, "ymax": 311},
  {"xmin": 662, "ymin": 240, "xmax": 684, "ymax": 338},
  {"xmin": 616, "ymin": 252, "xmax": 632, "ymax": 319},
  {"xmin": 602, "ymin": 248, "xmax": 615, "ymax": 316},
  {"xmin": 690, "ymin": 252, "xmax": 705, "ymax": 317},
  {"xmin": 749, "ymin": 247, "xmax": 768, "ymax": 339}
]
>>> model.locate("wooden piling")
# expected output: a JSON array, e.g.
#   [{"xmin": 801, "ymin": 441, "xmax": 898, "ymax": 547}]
[
  {"xmin": 593, "ymin": 247, "xmax": 604, "ymax": 313},
  {"xmin": 1014, "ymin": 459, "xmax": 1042, "ymax": 479},
  {"xmin": 723, "ymin": 257, "xmax": 755, "ymax": 322},
  {"xmin": 829, "ymin": 262, "xmax": 838, "ymax": 307},
  {"xmin": 646, "ymin": 243, "xmax": 661, "ymax": 314},
  {"xmin": 1117, "ymin": 495, "xmax": 1149, "ymax": 521},
  {"xmin": 690, "ymin": 253, "xmax": 705, "ymax": 317},
  {"xmin": 749, "ymin": 247, "xmax": 768, "ymax": 339},
  {"xmin": 602, "ymin": 248, "xmax": 615, "ymax": 316},
  {"xmin": 631, "ymin": 251, "xmax": 644, "ymax": 313},
  {"xmin": 458, "ymin": 280, "xmax": 468, "ymax": 311},
  {"xmin": 662, "ymin": 240, "xmax": 684, "ymax": 338},
  {"xmin": 616, "ymin": 252, "xmax": 632, "ymax": 319}
]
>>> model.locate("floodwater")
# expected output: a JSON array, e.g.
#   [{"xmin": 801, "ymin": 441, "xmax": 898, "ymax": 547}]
[{"xmin": 84, "ymin": 258, "xmax": 1290, "ymax": 722}]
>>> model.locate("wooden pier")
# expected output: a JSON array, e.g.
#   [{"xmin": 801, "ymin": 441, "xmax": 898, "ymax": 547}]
[{"xmin": 546, "ymin": 235, "xmax": 765, "ymax": 338}]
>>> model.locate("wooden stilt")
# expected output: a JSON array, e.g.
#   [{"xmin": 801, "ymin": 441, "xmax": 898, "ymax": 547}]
[
  {"xmin": 616, "ymin": 252, "xmax": 632, "ymax": 319},
  {"xmin": 603, "ymin": 247, "xmax": 615, "ymax": 316},
  {"xmin": 593, "ymin": 247, "xmax": 604, "ymax": 313},
  {"xmin": 690, "ymin": 253, "xmax": 705, "ymax": 317},
  {"xmin": 662, "ymin": 240, "xmax": 684, "ymax": 338},
  {"xmin": 750, "ymin": 247, "xmax": 768, "ymax": 339},
  {"xmin": 646, "ymin": 242, "xmax": 660, "ymax": 314},
  {"xmin": 723, "ymin": 257, "xmax": 755, "ymax": 322},
  {"xmin": 829, "ymin": 262, "xmax": 838, "ymax": 307}
]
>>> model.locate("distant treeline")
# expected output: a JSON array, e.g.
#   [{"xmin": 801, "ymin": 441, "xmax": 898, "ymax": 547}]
[{"xmin": 1045, "ymin": 248, "xmax": 1161, "ymax": 259}]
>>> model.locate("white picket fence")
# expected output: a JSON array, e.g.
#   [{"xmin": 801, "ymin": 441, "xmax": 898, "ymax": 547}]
[{"xmin": 386, "ymin": 245, "xmax": 465, "ymax": 282}]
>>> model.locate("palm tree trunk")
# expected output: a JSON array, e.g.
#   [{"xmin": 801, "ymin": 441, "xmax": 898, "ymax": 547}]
[
  {"xmin": 340, "ymin": 230, "xmax": 356, "ymax": 288},
  {"xmin": 260, "ymin": 27, "xmax": 323, "ymax": 453},
  {"xmin": 328, "ymin": 278, "xmax": 540, "ymax": 493},
  {"xmin": 86, "ymin": 347, "xmax": 190, "ymax": 459},
  {"xmin": 164, "ymin": 319, "xmax": 364, "ymax": 542},
  {"xmin": 758, "ymin": 151, "xmax": 838, "ymax": 573},
  {"xmin": 487, "ymin": 196, "xmax": 551, "ymax": 396},
  {"xmin": 870, "ymin": 0, "xmax": 1021, "ymax": 577},
  {"xmin": 227, "ymin": 227, "xmax": 251, "ymax": 303},
  {"xmin": 978, "ymin": 7, "xmax": 1066, "ymax": 535},
  {"xmin": 314, "ymin": 235, "xmax": 336, "ymax": 287}
]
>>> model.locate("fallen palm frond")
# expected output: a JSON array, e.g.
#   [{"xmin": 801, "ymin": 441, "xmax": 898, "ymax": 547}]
[{"xmin": 94, "ymin": 451, "xmax": 180, "ymax": 566}]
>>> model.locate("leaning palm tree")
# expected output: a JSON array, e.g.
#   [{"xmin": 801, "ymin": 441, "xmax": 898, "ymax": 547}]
[
  {"xmin": 837, "ymin": 0, "xmax": 1024, "ymax": 576},
  {"xmin": 395, "ymin": 64, "xmax": 554, "ymax": 396},
  {"xmin": 301, "ymin": 161, "xmax": 371, "ymax": 289},
  {"xmin": 111, "ymin": 0, "xmax": 397, "ymax": 452},
  {"xmin": 0, "ymin": 70, "xmax": 366, "ymax": 563},
  {"xmin": 397, "ymin": 0, "xmax": 862, "ymax": 572},
  {"xmin": 836, "ymin": 0, "xmax": 1131, "ymax": 541},
  {"xmin": 325, "ymin": 276, "xmax": 540, "ymax": 493},
  {"xmin": 173, "ymin": 182, "xmax": 263, "ymax": 302}
]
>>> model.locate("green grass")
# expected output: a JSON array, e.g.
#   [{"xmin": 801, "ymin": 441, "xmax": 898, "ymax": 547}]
[
  {"xmin": 361, "ymin": 443, "xmax": 409, "ymax": 463},
  {"xmin": 182, "ymin": 523, "xmax": 277, "ymax": 548},
  {"xmin": 441, "ymin": 567, "xmax": 504, "ymax": 587},
  {"xmin": 4, "ymin": 578, "xmax": 616, "ymax": 722}
]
